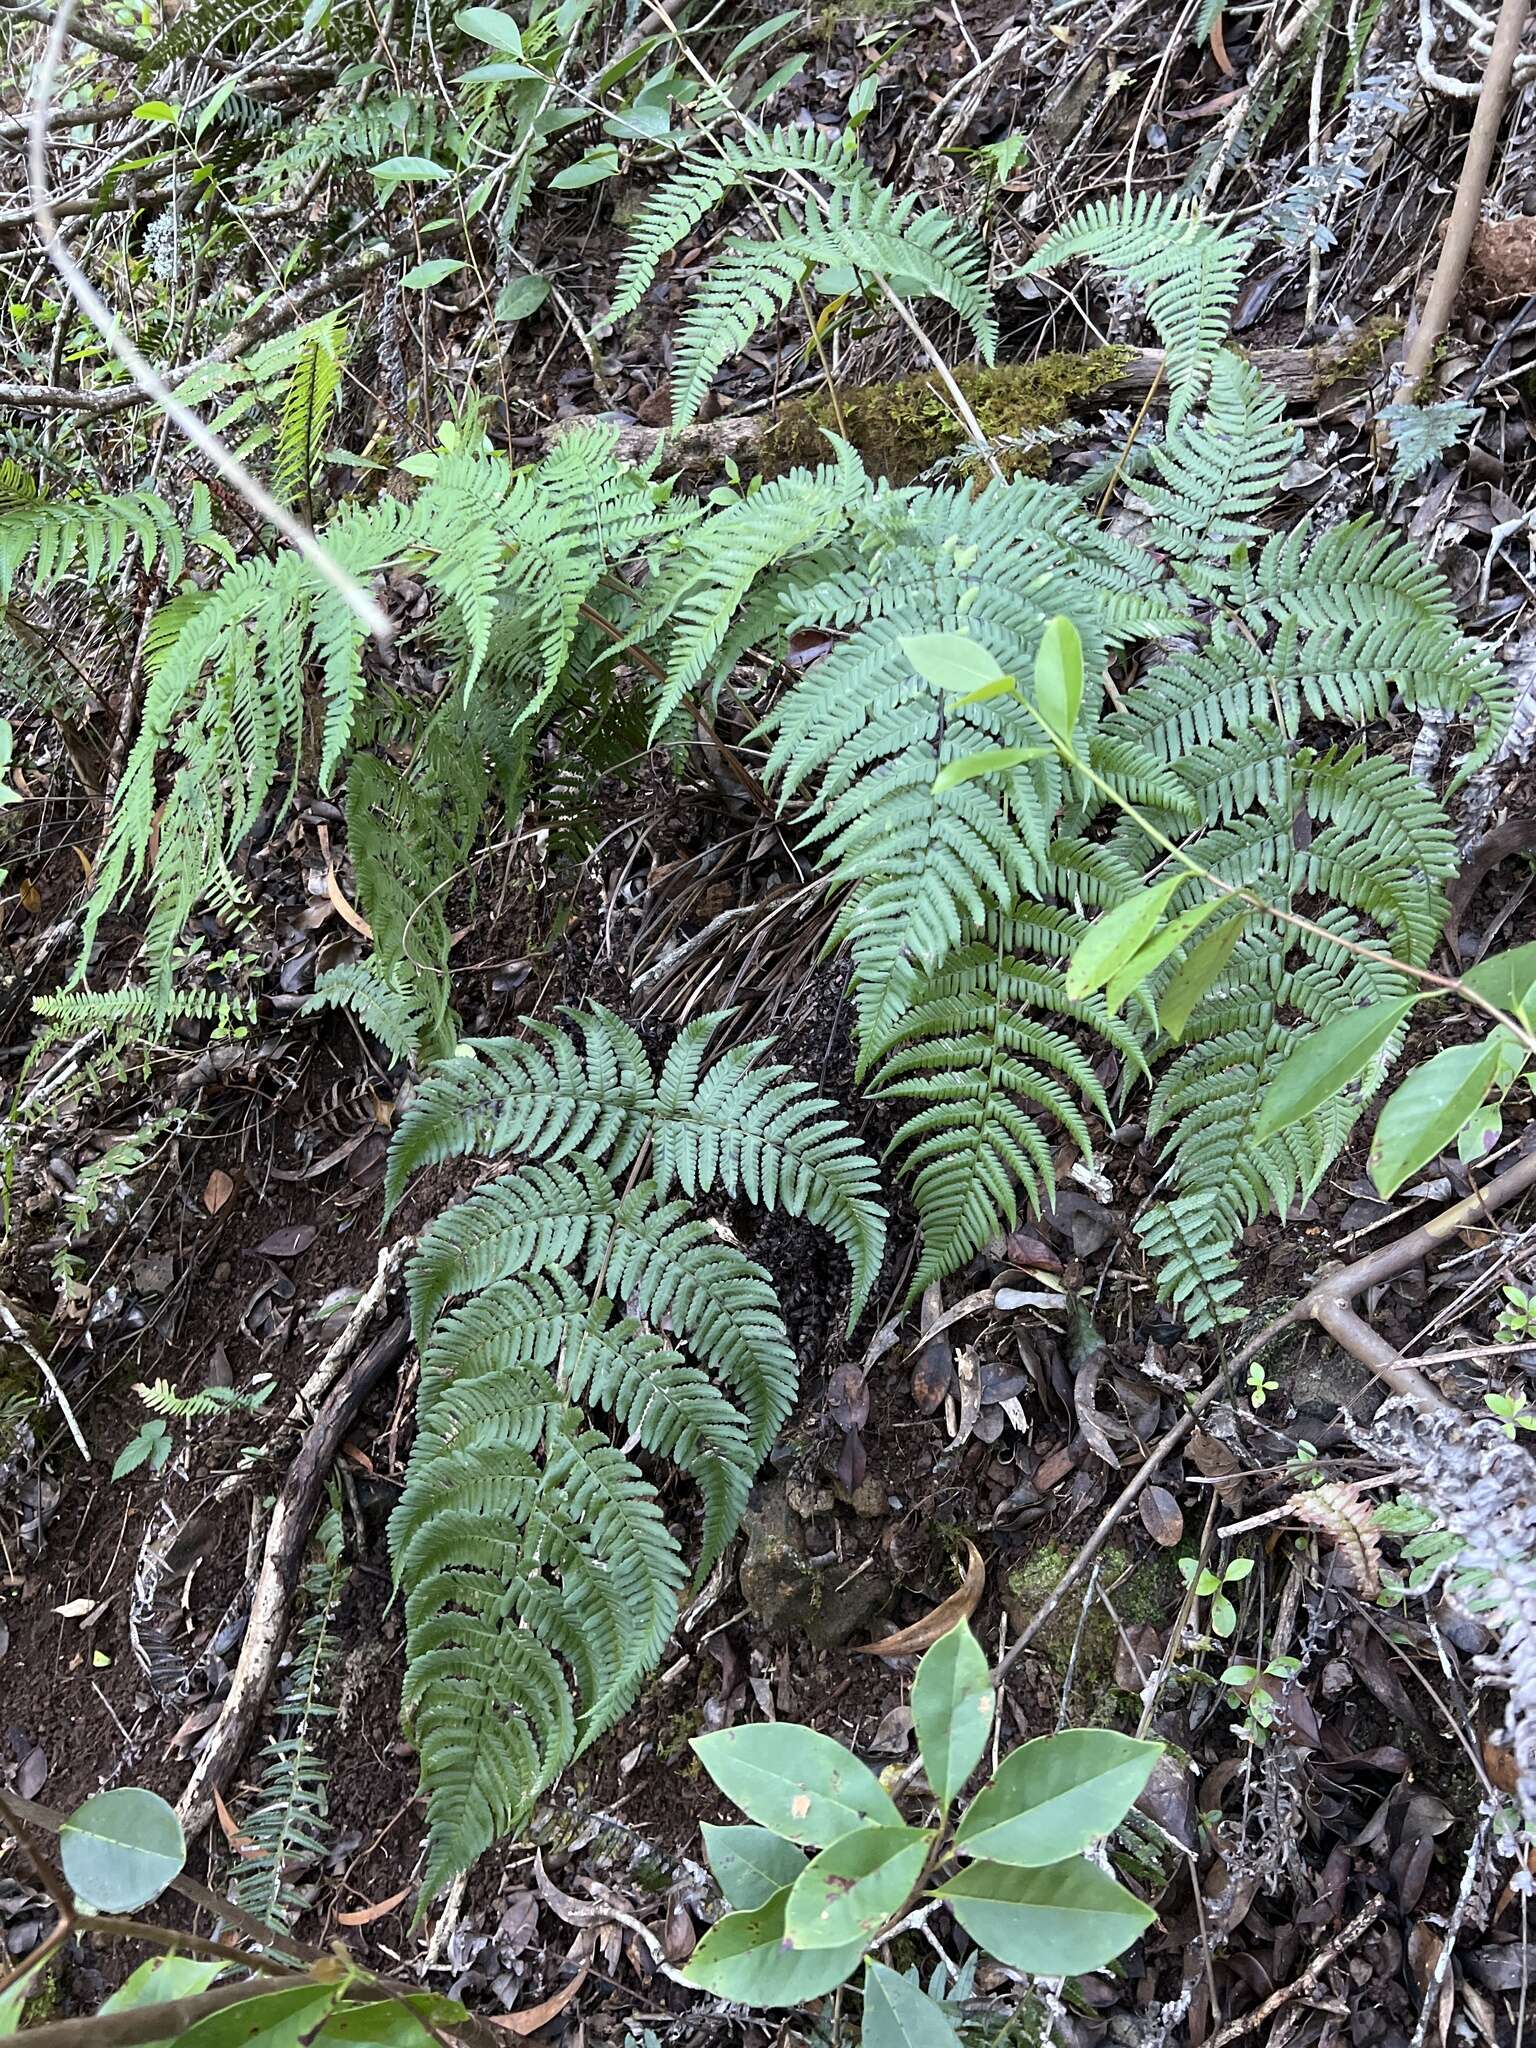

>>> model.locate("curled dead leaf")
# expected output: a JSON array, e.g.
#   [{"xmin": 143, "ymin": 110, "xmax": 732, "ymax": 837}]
[
  {"xmin": 489, "ymin": 1966, "xmax": 589, "ymax": 2035},
  {"xmin": 337, "ymin": 1882, "xmax": 414, "ymax": 1926},
  {"xmin": 213, "ymin": 1785, "xmax": 258, "ymax": 1858},
  {"xmin": 853, "ymin": 1536, "xmax": 984, "ymax": 1656}
]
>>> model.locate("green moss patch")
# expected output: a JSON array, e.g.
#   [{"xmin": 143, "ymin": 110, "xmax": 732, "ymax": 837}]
[{"xmin": 760, "ymin": 349, "xmax": 1133, "ymax": 484}]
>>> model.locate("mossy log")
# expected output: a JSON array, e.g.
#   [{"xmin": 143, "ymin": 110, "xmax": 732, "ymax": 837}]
[{"xmin": 541, "ymin": 341, "xmax": 1371, "ymax": 478}]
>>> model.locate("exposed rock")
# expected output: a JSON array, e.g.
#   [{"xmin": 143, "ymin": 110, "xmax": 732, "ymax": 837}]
[{"xmin": 739, "ymin": 1479, "xmax": 891, "ymax": 1651}]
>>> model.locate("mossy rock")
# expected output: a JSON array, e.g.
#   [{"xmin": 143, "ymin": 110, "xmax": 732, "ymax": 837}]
[
  {"xmin": 1003, "ymin": 1541, "xmax": 1179, "ymax": 1724},
  {"xmin": 760, "ymin": 349, "xmax": 1133, "ymax": 485}
]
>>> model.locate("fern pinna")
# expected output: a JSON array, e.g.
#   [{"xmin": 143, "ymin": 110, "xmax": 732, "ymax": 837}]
[
  {"xmin": 385, "ymin": 1006, "xmax": 884, "ymax": 1898},
  {"xmin": 637, "ymin": 201, "xmax": 1504, "ymax": 1332}
]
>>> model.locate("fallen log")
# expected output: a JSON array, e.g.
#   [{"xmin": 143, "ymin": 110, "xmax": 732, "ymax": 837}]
[{"xmin": 539, "ymin": 343, "xmax": 1370, "ymax": 474}]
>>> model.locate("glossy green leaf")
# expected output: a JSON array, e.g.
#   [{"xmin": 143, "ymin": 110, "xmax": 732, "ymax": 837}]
[
  {"xmin": 370, "ymin": 155, "xmax": 451, "ymax": 182},
  {"xmin": 133, "ymin": 101, "xmax": 177, "ymax": 122},
  {"xmin": 459, "ymin": 59, "xmax": 543, "ymax": 81},
  {"xmin": 174, "ymin": 1985, "xmax": 339, "ymax": 2048},
  {"xmin": 722, "ymin": 7, "xmax": 800, "ymax": 64},
  {"xmin": 935, "ymin": 1857, "xmax": 1154, "ymax": 1976},
  {"xmin": 693, "ymin": 1726, "xmax": 902, "ymax": 1845},
  {"xmin": 1033, "ymin": 615, "xmax": 1083, "ymax": 739},
  {"xmin": 901, "ymin": 633, "xmax": 1008, "ymax": 696},
  {"xmin": 60, "ymin": 1788, "xmax": 186, "ymax": 1912},
  {"xmin": 784, "ymin": 1825, "xmax": 931, "ymax": 1949},
  {"xmin": 1369, "ymin": 1036, "xmax": 1504, "ymax": 1196},
  {"xmin": 494, "ymin": 274, "xmax": 551, "ymax": 322},
  {"xmin": 932, "ymin": 745, "xmax": 1050, "ymax": 794},
  {"xmin": 683, "ymin": 1886, "xmax": 865, "ymax": 2005},
  {"xmin": 322, "ymin": 1995, "xmax": 474, "ymax": 2044},
  {"xmin": 1064, "ymin": 878, "xmax": 1182, "ymax": 1001},
  {"xmin": 550, "ymin": 145, "xmax": 620, "ymax": 189},
  {"xmin": 1461, "ymin": 941, "xmax": 1536, "ymax": 1020},
  {"xmin": 100, "ymin": 1959, "xmax": 227, "ymax": 2016},
  {"xmin": 1253, "ymin": 998, "xmax": 1415, "ymax": 1140},
  {"xmin": 702, "ymin": 1822, "xmax": 807, "ymax": 1909},
  {"xmin": 955, "ymin": 1732, "xmax": 1161, "ymax": 1865},
  {"xmin": 400, "ymin": 258, "xmax": 464, "ymax": 289},
  {"xmin": 862, "ymin": 1960, "xmax": 962, "ymax": 2048},
  {"xmin": 911, "ymin": 1619, "xmax": 994, "ymax": 1810},
  {"xmin": 1157, "ymin": 912, "xmax": 1244, "ymax": 1040},
  {"xmin": 455, "ymin": 4, "xmax": 522, "ymax": 48},
  {"xmin": 1103, "ymin": 899, "xmax": 1222, "ymax": 1015},
  {"xmin": 747, "ymin": 53, "xmax": 810, "ymax": 109}
]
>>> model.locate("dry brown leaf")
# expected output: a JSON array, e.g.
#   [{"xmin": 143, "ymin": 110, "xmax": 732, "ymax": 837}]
[
  {"xmin": 854, "ymin": 1537, "xmax": 984, "ymax": 1656},
  {"xmin": 1139, "ymin": 1484, "xmax": 1184, "ymax": 1548},
  {"xmin": 213, "ymin": 1785, "xmax": 258, "ymax": 1858},
  {"xmin": 324, "ymin": 864, "xmax": 373, "ymax": 939},
  {"xmin": 489, "ymin": 1966, "xmax": 589, "ymax": 2035},
  {"xmin": 1288, "ymin": 1480, "xmax": 1382, "ymax": 1598},
  {"xmin": 203, "ymin": 1169, "xmax": 235, "ymax": 1215},
  {"xmin": 18, "ymin": 879, "xmax": 40, "ymax": 914},
  {"xmin": 337, "ymin": 1883, "xmax": 414, "ymax": 1926},
  {"xmin": 1209, "ymin": 8, "xmax": 1235, "ymax": 74}
]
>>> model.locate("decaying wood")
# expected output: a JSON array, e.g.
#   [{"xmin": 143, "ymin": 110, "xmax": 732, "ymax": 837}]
[
  {"xmin": 540, "ymin": 345, "xmax": 1361, "ymax": 472},
  {"xmin": 176, "ymin": 1317, "xmax": 409, "ymax": 1843}
]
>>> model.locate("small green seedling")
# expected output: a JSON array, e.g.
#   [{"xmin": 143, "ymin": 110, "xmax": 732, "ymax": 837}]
[
  {"xmin": 1246, "ymin": 1360, "xmax": 1278, "ymax": 1410},
  {"xmin": 1497, "ymin": 1284, "xmax": 1536, "ymax": 1345},
  {"xmin": 1219, "ymin": 1656, "xmax": 1302, "ymax": 1746},
  {"xmin": 1177, "ymin": 1555, "xmax": 1253, "ymax": 1639},
  {"xmin": 112, "ymin": 1419, "xmax": 173, "ymax": 1480},
  {"xmin": 683, "ymin": 1620, "xmax": 1161, "ymax": 2031},
  {"xmin": 1485, "ymin": 1389, "xmax": 1536, "ymax": 1440}
]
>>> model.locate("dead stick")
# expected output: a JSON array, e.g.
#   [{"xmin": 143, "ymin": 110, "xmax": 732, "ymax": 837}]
[
  {"xmin": 1399, "ymin": 0, "xmax": 1533, "ymax": 395},
  {"xmin": 176, "ymin": 1318, "xmax": 409, "ymax": 1843},
  {"xmin": 991, "ymin": 1142, "xmax": 1536, "ymax": 1686},
  {"xmin": 1208, "ymin": 1898, "xmax": 1383, "ymax": 2047}
]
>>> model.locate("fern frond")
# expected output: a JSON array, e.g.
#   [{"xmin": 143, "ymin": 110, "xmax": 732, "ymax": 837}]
[
  {"xmin": 232, "ymin": 1506, "xmax": 345, "ymax": 1931},
  {"xmin": 135, "ymin": 1377, "xmax": 277, "ymax": 1419},
  {"xmin": 1134, "ymin": 350, "xmax": 1297, "ymax": 560},
  {"xmin": 870, "ymin": 907, "xmax": 1146, "ymax": 1292},
  {"xmin": 304, "ymin": 959, "xmax": 434, "ymax": 1067},
  {"xmin": 1024, "ymin": 193, "xmax": 1249, "ymax": 416},
  {"xmin": 388, "ymin": 1007, "xmax": 884, "ymax": 1323},
  {"xmin": 391, "ymin": 1010, "xmax": 885, "ymax": 1896},
  {"xmin": 273, "ymin": 317, "xmax": 346, "ymax": 519}
]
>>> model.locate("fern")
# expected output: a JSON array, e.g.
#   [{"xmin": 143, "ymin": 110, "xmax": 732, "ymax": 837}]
[
  {"xmin": 232, "ymin": 1505, "xmax": 345, "ymax": 1931},
  {"xmin": 1132, "ymin": 350, "xmax": 1298, "ymax": 561},
  {"xmin": 869, "ymin": 900, "xmax": 1150, "ymax": 1292},
  {"xmin": 135, "ymin": 1377, "xmax": 278, "ymax": 1419},
  {"xmin": 390, "ymin": 1010, "xmax": 883, "ymax": 1897},
  {"xmin": 612, "ymin": 128, "xmax": 995, "ymax": 428},
  {"xmin": 30, "ymin": 985, "xmax": 250, "ymax": 1059},
  {"xmin": 273, "ymin": 316, "xmax": 346, "ymax": 524},
  {"xmin": 1379, "ymin": 398, "xmax": 1479, "ymax": 484},
  {"xmin": 305, "ymin": 959, "xmax": 435, "ymax": 1067},
  {"xmin": 78, "ymin": 429, "xmax": 688, "ymax": 1025},
  {"xmin": 1023, "ymin": 193, "xmax": 1249, "ymax": 420},
  {"xmin": 623, "ymin": 196, "xmax": 1504, "ymax": 1322},
  {"xmin": 386, "ymin": 1005, "xmax": 884, "ymax": 1322}
]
